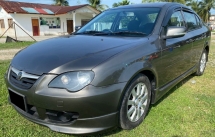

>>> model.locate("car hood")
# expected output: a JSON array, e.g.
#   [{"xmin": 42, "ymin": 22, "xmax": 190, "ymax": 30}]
[{"xmin": 11, "ymin": 35, "xmax": 146, "ymax": 75}]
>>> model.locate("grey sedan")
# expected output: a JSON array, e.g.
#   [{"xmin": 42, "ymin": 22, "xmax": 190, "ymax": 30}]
[{"xmin": 5, "ymin": 2, "xmax": 211, "ymax": 134}]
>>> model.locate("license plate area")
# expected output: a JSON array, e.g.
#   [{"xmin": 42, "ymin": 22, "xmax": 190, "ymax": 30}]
[{"xmin": 8, "ymin": 90, "xmax": 27, "ymax": 111}]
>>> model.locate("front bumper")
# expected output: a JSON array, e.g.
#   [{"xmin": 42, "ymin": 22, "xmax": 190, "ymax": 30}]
[{"xmin": 5, "ymin": 73, "xmax": 127, "ymax": 134}]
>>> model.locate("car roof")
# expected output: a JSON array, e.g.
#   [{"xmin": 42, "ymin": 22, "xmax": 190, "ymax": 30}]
[{"xmin": 110, "ymin": 2, "xmax": 185, "ymax": 9}]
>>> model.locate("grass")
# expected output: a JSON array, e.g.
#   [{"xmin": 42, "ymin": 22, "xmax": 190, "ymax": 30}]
[
  {"xmin": 0, "ymin": 41, "xmax": 35, "ymax": 50},
  {"xmin": 0, "ymin": 38, "xmax": 215, "ymax": 136}
]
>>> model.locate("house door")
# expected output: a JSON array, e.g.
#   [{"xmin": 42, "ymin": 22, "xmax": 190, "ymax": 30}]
[
  {"xmin": 67, "ymin": 20, "xmax": 73, "ymax": 34},
  {"xmin": 32, "ymin": 19, "xmax": 39, "ymax": 36}
]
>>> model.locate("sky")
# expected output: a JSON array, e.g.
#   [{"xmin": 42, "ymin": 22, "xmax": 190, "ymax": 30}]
[{"xmin": 6, "ymin": 0, "xmax": 215, "ymax": 14}]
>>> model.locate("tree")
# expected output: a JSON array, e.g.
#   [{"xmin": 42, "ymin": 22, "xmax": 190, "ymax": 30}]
[
  {"xmin": 197, "ymin": 0, "xmax": 215, "ymax": 22},
  {"xmin": 186, "ymin": 0, "xmax": 200, "ymax": 13},
  {"xmin": 86, "ymin": 0, "xmax": 108, "ymax": 11},
  {"xmin": 112, "ymin": 0, "xmax": 130, "ymax": 8},
  {"xmin": 53, "ymin": 0, "xmax": 69, "ymax": 6},
  {"xmin": 186, "ymin": 0, "xmax": 215, "ymax": 23}
]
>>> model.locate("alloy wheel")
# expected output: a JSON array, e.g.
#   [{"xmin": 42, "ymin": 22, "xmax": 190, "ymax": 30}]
[{"xmin": 127, "ymin": 83, "xmax": 148, "ymax": 122}]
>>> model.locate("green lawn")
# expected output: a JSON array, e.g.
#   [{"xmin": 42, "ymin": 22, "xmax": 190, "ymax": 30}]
[
  {"xmin": 0, "ymin": 39, "xmax": 215, "ymax": 136},
  {"xmin": 0, "ymin": 41, "xmax": 35, "ymax": 49}
]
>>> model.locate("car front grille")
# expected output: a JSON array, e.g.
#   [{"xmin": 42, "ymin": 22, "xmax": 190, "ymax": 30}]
[{"xmin": 9, "ymin": 67, "xmax": 40, "ymax": 89}]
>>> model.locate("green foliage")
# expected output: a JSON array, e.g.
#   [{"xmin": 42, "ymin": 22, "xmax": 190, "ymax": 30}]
[
  {"xmin": 0, "ymin": 42, "xmax": 35, "ymax": 50},
  {"xmin": 53, "ymin": 0, "xmax": 69, "ymax": 6},
  {"xmin": 141, "ymin": 0, "xmax": 215, "ymax": 23},
  {"xmin": 86, "ymin": 0, "xmax": 108, "ymax": 11},
  {"xmin": 112, "ymin": 0, "xmax": 130, "ymax": 8},
  {"xmin": 186, "ymin": 0, "xmax": 215, "ymax": 23}
]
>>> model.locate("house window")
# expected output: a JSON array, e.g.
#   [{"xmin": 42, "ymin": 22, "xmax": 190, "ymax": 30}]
[
  {"xmin": 8, "ymin": 19, "xmax": 13, "ymax": 28},
  {"xmin": 0, "ymin": 19, "xmax": 5, "ymax": 28},
  {"xmin": 40, "ymin": 17, "xmax": 61, "ymax": 29}
]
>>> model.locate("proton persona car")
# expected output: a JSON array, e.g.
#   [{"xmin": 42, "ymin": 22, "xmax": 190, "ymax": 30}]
[{"xmin": 5, "ymin": 2, "xmax": 211, "ymax": 134}]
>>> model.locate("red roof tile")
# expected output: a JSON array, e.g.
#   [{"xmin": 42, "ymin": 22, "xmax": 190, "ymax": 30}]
[{"xmin": 0, "ymin": 1, "xmax": 90, "ymax": 15}]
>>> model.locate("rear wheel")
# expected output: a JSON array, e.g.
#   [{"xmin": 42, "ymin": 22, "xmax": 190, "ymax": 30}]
[
  {"xmin": 194, "ymin": 49, "xmax": 207, "ymax": 76},
  {"xmin": 119, "ymin": 74, "xmax": 151, "ymax": 130}
]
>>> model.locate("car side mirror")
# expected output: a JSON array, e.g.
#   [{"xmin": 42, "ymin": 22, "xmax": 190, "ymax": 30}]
[{"xmin": 162, "ymin": 26, "xmax": 186, "ymax": 39}]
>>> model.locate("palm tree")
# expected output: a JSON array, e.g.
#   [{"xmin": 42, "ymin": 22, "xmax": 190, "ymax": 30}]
[
  {"xmin": 53, "ymin": 0, "xmax": 69, "ymax": 6},
  {"xmin": 197, "ymin": 0, "xmax": 215, "ymax": 22},
  {"xmin": 113, "ymin": 0, "xmax": 130, "ymax": 8},
  {"xmin": 86, "ymin": 0, "xmax": 108, "ymax": 11},
  {"xmin": 186, "ymin": 0, "xmax": 200, "ymax": 13}
]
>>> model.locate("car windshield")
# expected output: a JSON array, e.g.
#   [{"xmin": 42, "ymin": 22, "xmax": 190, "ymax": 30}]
[{"xmin": 75, "ymin": 7, "xmax": 161, "ymax": 37}]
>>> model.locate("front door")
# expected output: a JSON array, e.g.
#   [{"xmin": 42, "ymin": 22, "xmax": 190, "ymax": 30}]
[
  {"xmin": 32, "ymin": 19, "xmax": 39, "ymax": 36},
  {"xmin": 158, "ymin": 10, "xmax": 193, "ymax": 87},
  {"xmin": 67, "ymin": 20, "xmax": 73, "ymax": 34}
]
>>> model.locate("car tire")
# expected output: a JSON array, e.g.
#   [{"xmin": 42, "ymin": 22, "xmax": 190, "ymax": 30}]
[
  {"xmin": 119, "ymin": 74, "xmax": 151, "ymax": 130},
  {"xmin": 194, "ymin": 49, "xmax": 208, "ymax": 76}
]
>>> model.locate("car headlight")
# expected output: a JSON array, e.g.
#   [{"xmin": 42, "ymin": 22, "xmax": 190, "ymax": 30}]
[{"xmin": 49, "ymin": 71, "xmax": 94, "ymax": 92}]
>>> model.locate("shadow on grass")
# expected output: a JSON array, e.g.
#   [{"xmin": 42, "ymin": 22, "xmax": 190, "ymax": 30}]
[
  {"xmin": 152, "ymin": 75, "xmax": 194, "ymax": 107},
  {"xmin": 71, "ymin": 75, "xmax": 196, "ymax": 137}
]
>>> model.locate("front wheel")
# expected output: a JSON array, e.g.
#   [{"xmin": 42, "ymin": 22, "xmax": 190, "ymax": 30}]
[
  {"xmin": 119, "ymin": 74, "xmax": 151, "ymax": 130},
  {"xmin": 194, "ymin": 49, "xmax": 208, "ymax": 76}
]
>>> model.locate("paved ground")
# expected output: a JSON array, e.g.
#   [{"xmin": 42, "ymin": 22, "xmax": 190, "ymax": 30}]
[
  {"xmin": 0, "ymin": 48, "xmax": 22, "ymax": 60},
  {"xmin": 0, "ymin": 35, "xmax": 58, "ymax": 43}
]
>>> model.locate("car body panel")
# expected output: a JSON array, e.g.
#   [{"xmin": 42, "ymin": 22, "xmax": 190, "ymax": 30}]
[
  {"xmin": 11, "ymin": 35, "xmax": 144, "ymax": 75},
  {"xmin": 4, "ymin": 2, "xmax": 211, "ymax": 134}
]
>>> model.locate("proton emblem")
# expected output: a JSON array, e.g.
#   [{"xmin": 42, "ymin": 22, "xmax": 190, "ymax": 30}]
[{"xmin": 17, "ymin": 72, "xmax": 22, "ymax": 80}]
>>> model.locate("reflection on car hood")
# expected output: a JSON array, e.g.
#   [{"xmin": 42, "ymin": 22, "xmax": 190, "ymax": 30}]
[{"xmin": 11, "ymin": 35, "xmax": 146, "ymax": 75}]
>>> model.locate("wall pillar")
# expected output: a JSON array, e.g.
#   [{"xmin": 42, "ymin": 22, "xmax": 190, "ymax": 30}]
[{"xmin": 73, "ymin": 11, "xmax": 76, "ymax": 32}]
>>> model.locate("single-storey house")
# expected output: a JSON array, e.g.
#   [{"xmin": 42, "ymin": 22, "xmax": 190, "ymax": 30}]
[{"xmin": 0, "ymin": 1, "xmax": 100, "ymax": 37}]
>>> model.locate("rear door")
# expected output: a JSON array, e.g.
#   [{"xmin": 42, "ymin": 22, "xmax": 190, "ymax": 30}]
[{"xmin": 182, "ymin": 10, "xmax": 207, "ymax": 67}]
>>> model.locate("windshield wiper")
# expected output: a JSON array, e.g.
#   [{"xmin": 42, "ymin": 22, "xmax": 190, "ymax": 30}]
[
  {"xmin": 112, "ymin": 31, "xmax": 146, "ymax": 36},
  {"xmin": 75, "ymin": 31, "xmax": 146, "ymax": 36},
  {"xmin": 74, "ymin": 30, "xmax": 105, "ymax": 35}
]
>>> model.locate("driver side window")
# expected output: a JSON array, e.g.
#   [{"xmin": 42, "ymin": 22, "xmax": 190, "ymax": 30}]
[{"xmin": 167, "ymin": 11, "xmax": 185, "ymax": 27}]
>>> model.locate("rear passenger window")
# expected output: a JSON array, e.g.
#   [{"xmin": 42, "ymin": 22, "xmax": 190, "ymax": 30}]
[
  {"xmin": 167, "ymin": 11, "xmax": 185, "ymax": 27},
  {"xmin": 183, "ymin": 11, "xmax": 198, "ymax": 30}
]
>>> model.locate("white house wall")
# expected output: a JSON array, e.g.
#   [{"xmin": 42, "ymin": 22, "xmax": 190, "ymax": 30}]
[
  {"xmin": 0, "ymin": 7, "xmax": 14, "ymax": 37},
  {"xmin": 0, "ymin": 6, "xmax": 95, "ymax": 37}
]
